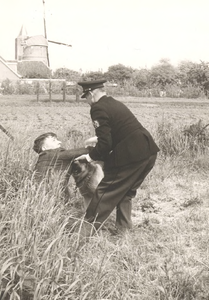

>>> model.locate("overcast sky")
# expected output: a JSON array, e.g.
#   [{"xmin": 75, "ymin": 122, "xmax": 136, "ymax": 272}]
[{"xmin": 1, "ymin": 0, "xmax": 209, "ymax": 72}]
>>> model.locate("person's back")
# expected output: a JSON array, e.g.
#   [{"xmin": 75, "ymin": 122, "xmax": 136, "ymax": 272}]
[
  {"xmin": 90, "ymin": 95, "xmax": 159, "ymax": 167},
  {"xmin": 91, "ymin": 96, "xmax": 142, "ymax": 144}
]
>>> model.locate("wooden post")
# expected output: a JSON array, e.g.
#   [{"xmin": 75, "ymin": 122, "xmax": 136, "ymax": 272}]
[
  {"xmin": 76, "ymin": 85, "xmax": 79, "ymax": 102},
  {"xmin": 49, "ymin": 80, "xmax": 52, "ymax": 102},
  {"xmin": 63, "ymin": 81, "xmax": 66, "ymax": 102},
  {"xmin": 36, "ymin": 81, "xmax": 40, "ymax": 102}
]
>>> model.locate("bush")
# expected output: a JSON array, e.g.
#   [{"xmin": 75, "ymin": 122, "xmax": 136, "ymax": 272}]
[
  {"xmin": 15, "ymin": 81, "xmax": 34, "ymax": 95},
  {"xmin": 180, "ymin": 84, "xmax": 204, "ymax": 98},
  {"xmin": 123, "ymin": 80, "xmax": 143, "ymax": 97},
  {"xmin": 183, "ymin": 120, "xmax": 209, "ymax": 152},
  {"xmin": 1, "ymin": 79, "xmax": 15, "ymax": 95},
  {"xmin": 106, "ymin": 81, "xmax": 145, "ymax": 97},
  {"xmin": 106, "ymin": 85, "xmax": 125, "ymax": 97},
  {"xmin": 164, "ymin": 84, "xmax": 182, "ymax": 98}
]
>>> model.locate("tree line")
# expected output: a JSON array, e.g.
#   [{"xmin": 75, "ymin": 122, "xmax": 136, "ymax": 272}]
[
  {"xmin": 1, "ymin": 58, "xmax": 209, "ymax": 98},
  {"xmin": 53, "ymin": 59, "xmax": 209, "ymax": 98}
]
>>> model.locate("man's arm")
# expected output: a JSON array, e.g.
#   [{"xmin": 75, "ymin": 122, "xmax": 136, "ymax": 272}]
[{"xmin": 58, "ymin": 147, "xmax": 92, "ymax": 161}]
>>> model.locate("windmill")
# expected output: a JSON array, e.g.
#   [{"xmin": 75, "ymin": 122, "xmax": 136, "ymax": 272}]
[{"xmin": 42, "ymin": 0, "xmax": 72, "ymax": 67}]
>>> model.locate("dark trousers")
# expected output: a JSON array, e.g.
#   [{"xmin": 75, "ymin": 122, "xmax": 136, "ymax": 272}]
[{"xmin": 85, "ymin": 154, "xmax": 157, "ymax": 230}]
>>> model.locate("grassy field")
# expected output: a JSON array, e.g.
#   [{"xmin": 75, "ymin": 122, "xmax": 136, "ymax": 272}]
[{"xmin": 0, "ymin": 95, "xmax": 209, "ymax": 299}]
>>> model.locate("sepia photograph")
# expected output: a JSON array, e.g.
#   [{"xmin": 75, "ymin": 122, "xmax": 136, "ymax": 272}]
[{"xmin": 0, "ymin": 0, "xmax": 209, "ymax": 299}]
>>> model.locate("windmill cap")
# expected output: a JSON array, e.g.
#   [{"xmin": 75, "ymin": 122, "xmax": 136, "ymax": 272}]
[{"xmin": 78, "ymin": 79, "xmax": 106, "ymax": 98}]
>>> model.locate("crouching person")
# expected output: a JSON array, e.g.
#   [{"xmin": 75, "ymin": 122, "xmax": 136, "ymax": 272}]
[
  {"xmin": 33, "ymin": 132, "xmax": 91, "ymax": 201},
  {"xmin": 76, "ymin": 79, "xmax": 160, "ymax": 234}
]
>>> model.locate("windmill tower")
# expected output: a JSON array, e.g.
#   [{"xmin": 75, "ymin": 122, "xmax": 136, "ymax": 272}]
[
  {"xmin": 15, "ymin": 24, "xmax": 50, "ymax": 78},
  {"xmin": 15, "ymin": 24, "xmax": 49, "ymax": 66},
  {"xmin": 15, "ymin": 25, "xmax": 28, "ymax": 61}
]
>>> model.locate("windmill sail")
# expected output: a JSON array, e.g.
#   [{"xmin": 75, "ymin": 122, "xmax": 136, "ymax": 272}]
[{"xmin": 48, "ymin": 40, "xmax": 72, "ymax": 47}]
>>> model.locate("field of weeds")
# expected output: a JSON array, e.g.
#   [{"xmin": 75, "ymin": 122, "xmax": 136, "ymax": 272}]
[{"xmin": 0, "ymin": 95, "xmax": 209, "ymax": 299}]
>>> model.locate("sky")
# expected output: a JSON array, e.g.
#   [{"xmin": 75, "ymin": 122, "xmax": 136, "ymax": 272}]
[{"xmin": 1, "ymin": 0, "xmax": 209, "ymax": 72}]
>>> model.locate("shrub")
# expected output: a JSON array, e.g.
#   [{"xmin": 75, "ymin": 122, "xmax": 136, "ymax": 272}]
[
  {"xmin": 15, "ymin": 81, "xmax": 34, "ymax": 95},
  {"xmin": 164, "ymin": 84, "xmax": 182, "ymax": 98},
  {"xmin": 1, "ymin": 79, "xmax": 15, "ymax": 95},
  {"xmin": 49, "ymin": 81, "xmax": 65, "ymax": 94},
  {"xmin": 106, "ymin": 85, "xmax": 125, "ymax": 97},
  {"xmin": 183, "ymin": 120, "xmax": 209, "ymax": 152},
  {"xmin": 180, "ymin": 84, "xmax": 204, "ymax": 98},
  {"xmin": 123, "ymin": 80, "xmax": 142, "ymax": 97}
]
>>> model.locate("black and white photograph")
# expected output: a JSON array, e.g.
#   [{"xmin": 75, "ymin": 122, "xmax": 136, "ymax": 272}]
[{"xmin": 0, "ymin": 0, "xmax": 209, "ymax": 299}]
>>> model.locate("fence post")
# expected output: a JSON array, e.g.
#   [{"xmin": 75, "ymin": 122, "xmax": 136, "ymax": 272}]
[
  {"xmin": 63, "ymin": 81, "xmax": 66, "ymax": 102},
  {"xmin": 76, "ymin": 85, "xmax": 79, "ymax": 102},
  {"xmin": 49, "ymin": 80, "xmax": 52, "ymax": 102},
  {"xmin": 36, "ymin": 81, "xmax": 40, "ymax": 102}
]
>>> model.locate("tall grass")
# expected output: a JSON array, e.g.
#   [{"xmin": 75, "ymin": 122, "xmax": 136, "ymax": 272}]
[{"xmin": 1, "ymin": 119, "xmax": 209, "ymax": 299}]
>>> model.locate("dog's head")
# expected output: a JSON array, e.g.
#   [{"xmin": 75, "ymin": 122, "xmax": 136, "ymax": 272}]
[
  {"xmin": 70, "ymin": 159, "xmax": 103, "ymax": 208},
  {"xmin": 71, "ymin": 159, "xmax": 90, "ymax": 181}
]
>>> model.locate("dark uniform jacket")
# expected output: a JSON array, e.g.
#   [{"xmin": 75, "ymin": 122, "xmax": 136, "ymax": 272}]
[
  {"xmin": 34, "ymin": 147, "xmax": 89, "ymax": 182},
  {"xmin": 89, "ymin": 96, "xmax": 159, "ymax": 168}
]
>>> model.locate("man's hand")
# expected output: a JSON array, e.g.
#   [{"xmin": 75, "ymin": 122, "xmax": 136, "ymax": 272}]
[
  {"xmin": 75, "ymin": 154, "xmax": 93, "ymax": 162},
  {"xmin": 84, "ymin": 136, "xmax": 98, "ymax": 148}
]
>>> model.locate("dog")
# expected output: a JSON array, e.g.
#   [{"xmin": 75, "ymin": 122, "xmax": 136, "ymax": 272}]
[{"xmin": 71, "ymin": 159, "xmax": 104, "ymax": 209}]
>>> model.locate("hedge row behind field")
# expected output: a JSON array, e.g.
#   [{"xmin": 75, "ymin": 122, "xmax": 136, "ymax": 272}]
[{"xmin": 0, "ymin": 78, "xmax": 206, "ymax": 99}]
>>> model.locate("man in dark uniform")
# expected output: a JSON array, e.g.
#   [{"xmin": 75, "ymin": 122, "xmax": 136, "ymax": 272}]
[
  {"xmin": 33, "ymin": 132, "xmax": 90, "ymax": 197},
  {"xmin": 76, "ymin": 79, "xmax": 160, "ymax": 231}
]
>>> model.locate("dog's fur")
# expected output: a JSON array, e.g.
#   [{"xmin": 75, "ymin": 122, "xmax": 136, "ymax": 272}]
[{"xmin": 71, "ymin": 159, "xmax": 104, "ymax": 209}]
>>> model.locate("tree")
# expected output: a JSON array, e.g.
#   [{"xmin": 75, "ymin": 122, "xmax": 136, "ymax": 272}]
[
  {"xmin": 177, "ymin": 60, "xmax": 209, "ymax": 95},
  {"xmin": 53, "ymin": 68, "xmax": 81, "ymax": 82},
  {"xmin": 81, "ymin": 71, "xmax": 105, "ymax": 81},
  {"xmin": 104, "ymin": 64, "xmax": 134, "ymax": 86},
  {"xmin": 150, "ymin": 58, "xmax": 177, "ymax": 89},
  {"xmin": 177, "ymin": 60, "xmax": 198, "ymax": 86},
  {"xmin": 132, "ymin": 68, "xmax": 151, "ymax": 90}
]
